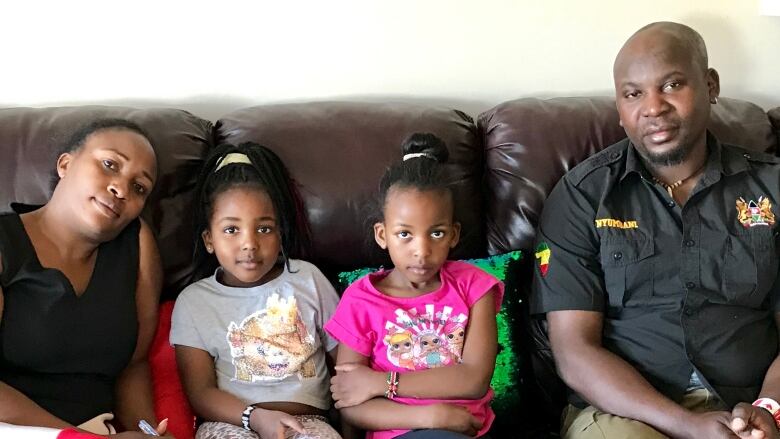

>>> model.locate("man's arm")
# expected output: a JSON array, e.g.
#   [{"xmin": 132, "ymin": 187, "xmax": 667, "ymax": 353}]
[
  {"xmin": 729, "ymin": 312, "xmax": 780, "ymax": 438},
  {"xmin": 548, "ymin": 309, "xmax": 737, "ymax": 439}
]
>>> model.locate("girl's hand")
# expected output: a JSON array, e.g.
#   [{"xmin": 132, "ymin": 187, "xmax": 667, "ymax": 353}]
[
  {"xmin": 331, "ymin": 363, "xmax": 386, "ymax": 408},
  {"xmin": 427, "ymin": 403, "xmax": 482, "ymax": 436},
  {"xmin": 250, "ymin": 409, "xmax": 305, "ymax": 439}
]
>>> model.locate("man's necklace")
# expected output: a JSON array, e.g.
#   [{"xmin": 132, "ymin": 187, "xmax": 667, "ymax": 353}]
[{"xmin": 652, "ymin": 162, "xmax": 706, "ymax": 198}]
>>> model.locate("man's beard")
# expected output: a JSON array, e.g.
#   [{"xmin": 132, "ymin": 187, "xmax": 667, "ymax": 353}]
[{"xmin": 635, "ymin": 139, "xmax": 694, "ymax": 167}]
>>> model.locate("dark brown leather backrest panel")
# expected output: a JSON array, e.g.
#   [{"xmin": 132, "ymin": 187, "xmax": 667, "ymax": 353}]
[
  {"xmin": 770, "ymin": 107, "xmax": 780, "ymax": 148},
  {"xmin": 0, "ymin": 106, "xmax": 214, "ymax": 296},
  {"xmin": 480, "ymin": 97, "xmax": 778, "ymax": 254},
  {"xmin": 215, "ymin": 102, "xmax": 484, "ymax": 275}
]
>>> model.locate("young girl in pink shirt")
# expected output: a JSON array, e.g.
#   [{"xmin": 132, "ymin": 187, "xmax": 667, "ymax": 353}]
[{"xmin": 325, "ymin": 134, "xmax": 503, "ymax": 439}]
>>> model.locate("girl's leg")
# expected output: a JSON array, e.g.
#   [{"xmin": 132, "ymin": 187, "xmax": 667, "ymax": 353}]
[{"xmin": 196, "ymin": 421, "xmax": 260, "ymax": 439}]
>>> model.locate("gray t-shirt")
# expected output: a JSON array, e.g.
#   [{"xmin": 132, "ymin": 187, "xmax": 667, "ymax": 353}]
[{"xmin": 170, "ymin": 259, "xmax": 340, "ymax": 409}]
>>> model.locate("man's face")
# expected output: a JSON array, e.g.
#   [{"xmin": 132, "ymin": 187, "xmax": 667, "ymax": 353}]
[{"xmin": 614, "ymin": 32, "xmax": 719, "ymax": 167}]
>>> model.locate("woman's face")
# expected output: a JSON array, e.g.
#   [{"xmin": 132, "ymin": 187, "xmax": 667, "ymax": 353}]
[{"xmin": 56, "ymin": 128, "xmax": 157, "ymax": 239}]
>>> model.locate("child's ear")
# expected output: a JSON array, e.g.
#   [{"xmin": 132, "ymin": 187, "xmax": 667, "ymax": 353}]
[
  {"xmin": 201, "ymin": 230, "xmax": 214, "ymax": 253},
  {"xmin": 450, "ymin": 222, "xmax": 461, "ymax": 249},
  {"xmin": 56, "ymin": 152, "xmax": 73, "ymax": 179},
  {"xmin": 374, "ymin": 222, "xmax": 388, "ymax": 249}
]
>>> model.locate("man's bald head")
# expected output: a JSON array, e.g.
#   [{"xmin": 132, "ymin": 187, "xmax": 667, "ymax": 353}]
[
  {"xmin": 615, "ymin": 22, "xmax": 709, "ymax": 77},
  {"xmin": 612, "ymin": 22, "xmax": 719, "ymax": 168}
]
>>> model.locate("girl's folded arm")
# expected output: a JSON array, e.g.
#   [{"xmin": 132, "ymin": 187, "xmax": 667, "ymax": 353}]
[
  {"xmin": 334, "ymin": 289, "xmax": 498, "ymax": 403},
  {"xmin": 395, "ymin": 288, "xmax": 498, "ymax": 399},
  {"xmin": 334, "ymin": 344, "xmax": 443, "ymax": 431}
]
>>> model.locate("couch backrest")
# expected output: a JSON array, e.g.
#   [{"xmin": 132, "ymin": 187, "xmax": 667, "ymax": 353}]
[
  {"xmin": 479, "ymin": 97, "xmax": 778, "ymax": 255},
  {"xmin": 770, "ymin": 107, "xmax": 780, "ymax": 147},
  {"xmin": 215, "ymin": 102, "xmax": 486, "ymax": 276},
  {"xmin": 0, "ymin": 106, "xmax": 213, "ymax": 297}
]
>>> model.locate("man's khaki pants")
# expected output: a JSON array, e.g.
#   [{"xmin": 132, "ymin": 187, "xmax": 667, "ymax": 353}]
[{"xmin": 561, "ymin": 389, "xmax": 727, "ymax": 438}]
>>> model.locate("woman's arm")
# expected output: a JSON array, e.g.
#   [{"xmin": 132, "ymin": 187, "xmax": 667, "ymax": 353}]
[
  {"xmin": 0, "ymin": 252, "xmax": 77, "ymax": 428},
  {"xmin": 113, "ymin": 220, "xmax": 165, "ymax": 433},
  {"xmin": 0, "ymin": 381, "xmax": 74, "ymax": 428},
  {"xmin": 333, "ymin": 288, "xmax": 498, "ymax": 406},
  {"xmin": 333, "ymin": 344, "xmax": 481, "ymax": 435}
]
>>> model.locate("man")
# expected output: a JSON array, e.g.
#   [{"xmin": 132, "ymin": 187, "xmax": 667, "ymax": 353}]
[{"xmin": 532, "ymin": 22, "xmax": 780, "ymax": 438}]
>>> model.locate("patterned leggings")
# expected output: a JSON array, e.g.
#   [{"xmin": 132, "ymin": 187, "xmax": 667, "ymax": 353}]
[{"xmin": 196, "ymin": 415, "xmax": 342, "ymax": 439}]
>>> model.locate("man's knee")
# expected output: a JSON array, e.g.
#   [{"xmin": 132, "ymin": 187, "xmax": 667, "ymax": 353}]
[{"xmin": 562, "ymin": 405, "xmax": 668, "ymax": 439}]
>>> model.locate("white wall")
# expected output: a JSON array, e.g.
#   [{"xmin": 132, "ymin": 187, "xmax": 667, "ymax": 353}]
[{"xmin": 1, "ymin": 0, "xmax": 778, "ymax": 121}]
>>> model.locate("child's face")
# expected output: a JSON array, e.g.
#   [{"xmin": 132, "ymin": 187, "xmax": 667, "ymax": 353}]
[
  {"xmin": 56, "ymin": 129, "xmax": 157, "ymax": 239},
  {"xmin": 374, "ymin": 187, "xmax": 460, "ymax": 290},
  {"xmin": 202, "ymin": 187, "xmax": 282, "ymax": 287}
]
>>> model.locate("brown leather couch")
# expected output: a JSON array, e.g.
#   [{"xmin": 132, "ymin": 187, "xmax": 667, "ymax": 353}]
[{"xmin": 1, "ymin": 98, "xmax": 778, "ymax": 437}]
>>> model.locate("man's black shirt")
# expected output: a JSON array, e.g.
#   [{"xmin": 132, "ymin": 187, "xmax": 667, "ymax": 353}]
[{"xmin": 531, "ymin": 133, "xmax": 780, "ymax": 408}]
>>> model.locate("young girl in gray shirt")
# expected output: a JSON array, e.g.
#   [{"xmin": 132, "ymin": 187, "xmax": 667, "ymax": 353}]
[{"xmin": 171, "ymin": 142, "xmax": 342, "ymax": 439}]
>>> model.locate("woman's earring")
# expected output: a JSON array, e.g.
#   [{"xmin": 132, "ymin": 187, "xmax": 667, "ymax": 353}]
[
  {"xmin": 710, "ymin": 97, "xmax": 718, "ymax": 104},
  {"xmin": 206, "ymin": 245, "xmax": 213, "ymax": 253}
]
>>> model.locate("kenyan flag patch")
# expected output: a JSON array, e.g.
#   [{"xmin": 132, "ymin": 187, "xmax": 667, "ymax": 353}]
[{"xmin": 535, "ymin": 242, "xmax": 551, "ymax": 276}]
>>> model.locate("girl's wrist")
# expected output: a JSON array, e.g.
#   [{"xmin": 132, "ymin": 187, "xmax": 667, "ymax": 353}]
[
  {"xmin": 248, "ymin": 406, "xmax": 268, "ymax": 431},
  {"xmin": 375, "ymin": 370, "xmax": 392, "ymax": 398}
]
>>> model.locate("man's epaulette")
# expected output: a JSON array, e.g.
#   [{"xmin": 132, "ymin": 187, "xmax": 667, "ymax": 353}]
[
  {"xmin": 568, "ymin": 139, "xmax": 628, "ymax": 186},
  {"xmin": 740, "ymin": 149, "xmax": 780, "ymax": 164}
]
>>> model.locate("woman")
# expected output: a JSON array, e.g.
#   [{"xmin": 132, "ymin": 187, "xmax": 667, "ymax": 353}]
[{"xmin": 0, "ymin": 119, "xmax": 169, "ymax": 438}]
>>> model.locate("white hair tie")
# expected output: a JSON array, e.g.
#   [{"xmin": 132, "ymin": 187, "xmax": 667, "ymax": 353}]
[
  {"xmin": 402, "ymin": 152, "xmax": 435, "ymax": 161},
  {"xmin": 214, "ymin": 152, "xmax": 253, "ymax": 172}
]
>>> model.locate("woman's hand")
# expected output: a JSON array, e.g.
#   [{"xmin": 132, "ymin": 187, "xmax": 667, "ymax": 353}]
[
  {"xmin": 331, "ymin": 363, "xmax": 386, "ymax": 408},
  {"xmin": 250, "ymin": 408, "xmax": 305, "ymax": 439}
]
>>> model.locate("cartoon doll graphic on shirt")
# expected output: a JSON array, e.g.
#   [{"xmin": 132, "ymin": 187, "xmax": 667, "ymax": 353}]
[
  {"xmin": 227, "ymin": 294, "xmax": 317, "ymax": 382},
  {"xmin": 383, "ymin": 303, "xmax": 467, "ymax": 370},
  {"xmin": 445, "ymin": 324, "xmax": 466, "ymax": 363},
  {"xmin": 385, "ymin": 331, "xmax": 415, "ymax": 370}
]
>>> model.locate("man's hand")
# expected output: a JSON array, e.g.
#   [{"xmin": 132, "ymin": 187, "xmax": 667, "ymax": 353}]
[
  {"xmin": 331, "ymin": 363, "xmax": 385, "ymax": 408},
  {"xmin": 426, "ymin": 403, "xmax": 482, "ymax": 436},
  {"xmin": 730, "ymin": 402, "xmax": 780, "ymax": 439},
  {"xmin": 681, "ymin": 411, "xmax": 740, "ymax": 439},
  {"xmin": 250, "ymin": 408, "xmax": 305, "ymax": 439}
]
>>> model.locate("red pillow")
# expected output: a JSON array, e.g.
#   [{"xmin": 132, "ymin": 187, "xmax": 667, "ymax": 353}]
[{"xmin": 150, "ymin": 300, "xmax": 196, "ymax": 439}]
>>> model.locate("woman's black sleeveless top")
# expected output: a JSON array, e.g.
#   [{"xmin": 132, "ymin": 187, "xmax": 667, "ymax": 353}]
[{"xmin": 0, "ymin": 205, "xmax": 139, "ymax": 424}]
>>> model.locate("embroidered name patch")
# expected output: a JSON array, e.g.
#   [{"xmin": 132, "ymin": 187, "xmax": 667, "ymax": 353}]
[
  {"xmin": 736, "ymin": 196, "xmax": 775, "ymax": 228},
  {"xmin": 594, "ymin": 218, "xmax": 638, "ymax": 229}
]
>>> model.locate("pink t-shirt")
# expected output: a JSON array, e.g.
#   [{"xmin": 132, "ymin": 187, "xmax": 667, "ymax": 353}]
[{"xmin": 325, "ymin": 260, "xmax": 504, "ymax": 439}]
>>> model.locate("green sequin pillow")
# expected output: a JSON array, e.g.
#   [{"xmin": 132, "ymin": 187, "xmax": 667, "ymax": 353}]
[{"xmin": 336, "ymin": 251, "xmax": 524, "ymax": 432}]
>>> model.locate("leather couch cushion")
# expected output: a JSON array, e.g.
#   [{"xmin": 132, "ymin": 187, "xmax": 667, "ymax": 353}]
[
  {"xmin": 216, "ymin": 102, "xmax": 485, "ymax": 275},
  {"xmin": 770, "ymin": 107, "xmax": 780, "ymax": 148},
  {"xmin": 0, "ymin": 106, "xmax": 213, "ymax": 297}
]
